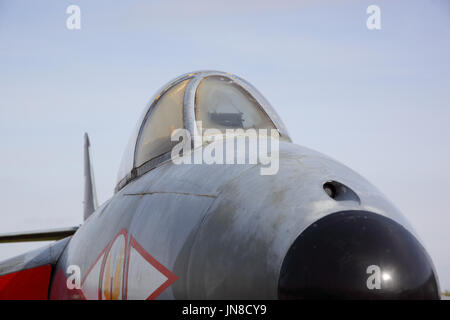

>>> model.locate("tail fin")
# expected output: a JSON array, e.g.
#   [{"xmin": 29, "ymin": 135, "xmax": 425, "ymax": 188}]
[{"xmin": 83, "ymin": 133, "xmax": 98, "ymax": 220}]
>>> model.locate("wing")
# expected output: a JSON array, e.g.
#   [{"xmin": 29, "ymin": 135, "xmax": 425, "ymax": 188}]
[
  {"xmin": 0, "ymin": 134, "xmax": 91, "ymax": 299},
  {"xmin": 0, "ymin": 231, "xmax": 75, "ymax": 299},
  {"xmin": 0, "ymin": 226, "xmax": 78, "ymax": 243}
]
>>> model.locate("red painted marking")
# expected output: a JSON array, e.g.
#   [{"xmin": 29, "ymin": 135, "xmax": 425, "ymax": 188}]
[
  {"xmin": 79, "ymin": 241, "xmax": 110, "ymax": 300},
  {"xmin": 49, "ymin": 229, "xmax": 177, "ymax": 300},
  {"xmin": 127, "ymin": 236, "xmax": 178, "ymax": 300},
  {"xmin": 0, "ymin": 265, "xmax": 51, "ymax": 300},
  {"xmin": 49, "ymin": 268, "xmax": 85, "ymax": 300},
  {"xmin": 99, "ymin": 229, "xmax": 127, "ymax": 300}
]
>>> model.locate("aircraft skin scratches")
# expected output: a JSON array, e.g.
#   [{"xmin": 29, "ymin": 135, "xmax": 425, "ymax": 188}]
[{"xmin": 0, "ymin": 71, "xmax": 441, "ymax": 300}]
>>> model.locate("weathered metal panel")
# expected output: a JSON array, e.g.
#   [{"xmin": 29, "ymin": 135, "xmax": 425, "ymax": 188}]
[
  {"xmin": 185, "ymin": 141, "xmax": 415, "ymax": 299},
  {"xmin": 52, "ymin": 140, "xmax": 425, "ymax": 299}
]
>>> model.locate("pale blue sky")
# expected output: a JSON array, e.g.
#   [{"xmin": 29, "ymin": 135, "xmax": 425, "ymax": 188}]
[{"xmin": 1, "ymin": 0, "xmax": 449, "ymax": 290}]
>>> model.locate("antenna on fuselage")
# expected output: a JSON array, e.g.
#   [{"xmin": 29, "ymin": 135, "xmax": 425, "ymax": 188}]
[{"xmin": 83, "ymin": 133, "xmax": 98, "ymax": 220}]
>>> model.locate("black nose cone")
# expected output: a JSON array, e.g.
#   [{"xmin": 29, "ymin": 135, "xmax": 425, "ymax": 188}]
[{"xmin": 278, "ymin": 211, "xmax": 440, "ymax": 299}]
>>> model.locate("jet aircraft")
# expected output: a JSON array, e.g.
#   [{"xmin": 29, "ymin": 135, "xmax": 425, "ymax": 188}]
[{"xmin": 0, "ymin": 71, "xmax": 440, "ymax": 299}]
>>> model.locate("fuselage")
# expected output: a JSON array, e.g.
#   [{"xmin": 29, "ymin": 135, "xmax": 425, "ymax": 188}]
[{"xmin": 49, "ymin": 139, "xmax": 440, "ymax": 299}]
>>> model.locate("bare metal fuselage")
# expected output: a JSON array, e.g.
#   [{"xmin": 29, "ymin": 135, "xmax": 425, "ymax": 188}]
[
  {"xmin": 0, "ymin": 71, "xmax": 440, "ymax": 300},
  {"xmin": 51, "ymin": 139, "xmax": 424, "ymax": 299}
]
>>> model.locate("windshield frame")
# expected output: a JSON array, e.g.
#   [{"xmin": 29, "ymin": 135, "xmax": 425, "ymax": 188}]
[
  {"xmin": 184, "ymin": 71, "xmax": 290, "ymax": 142},
  {"xmin": 115, "ymin": 70, "xmax": 291, "ymax": 192}
]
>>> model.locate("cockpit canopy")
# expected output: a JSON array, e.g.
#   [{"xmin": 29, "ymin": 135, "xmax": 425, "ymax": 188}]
[
  {"xmin": 116, "ymin": 71, "xmax": 290, "ymax": 192},
  {"xmin": 195, "ymin": 76, "xmax": 276, "ymax": 132}
]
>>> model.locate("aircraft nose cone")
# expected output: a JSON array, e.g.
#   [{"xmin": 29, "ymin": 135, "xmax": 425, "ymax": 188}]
[{"xmin": 278, "ymin": 211, "xmax": 440, "ymax": 299}]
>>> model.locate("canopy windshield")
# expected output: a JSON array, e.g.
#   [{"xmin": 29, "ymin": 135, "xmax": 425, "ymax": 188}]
[
  {"xmin": 134, "ymin": 79, "xmax": 188, "ymax": 167},
  {"xmin": 195, "ymin": 76, "xmax": 275, "ymax": 133}
]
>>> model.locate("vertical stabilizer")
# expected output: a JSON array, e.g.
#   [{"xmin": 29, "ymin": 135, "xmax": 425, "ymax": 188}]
[{"xmin": 83, "ymin": 133, "xmax": 98, "ymax": 220}]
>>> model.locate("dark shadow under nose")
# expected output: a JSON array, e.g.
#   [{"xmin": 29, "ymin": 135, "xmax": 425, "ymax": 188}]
[{"xmin": 278, "ymin": 211, "xmax": 440, "ymax": 299}]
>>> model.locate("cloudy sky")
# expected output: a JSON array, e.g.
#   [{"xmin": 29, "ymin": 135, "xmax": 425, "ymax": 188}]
[{"xmin": 0, "ymin": 0, "xmax": 449, "ymax": 290}]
